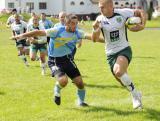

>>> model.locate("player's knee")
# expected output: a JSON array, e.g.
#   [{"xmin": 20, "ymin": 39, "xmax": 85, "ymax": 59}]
[
  {"xmin": 74, "ymin": 79, "xmax": 84, "ymax": 89},
  {"xmin": 58, "ymin": 76, "xmax": 68, "ymax": 87},
  {"xmin": 31, "ymin": 57, "xmax": 36, "ymax": 61},
  {"xmin": 113, "ymin": 70, "xmax": 123, "ymax": 78}
]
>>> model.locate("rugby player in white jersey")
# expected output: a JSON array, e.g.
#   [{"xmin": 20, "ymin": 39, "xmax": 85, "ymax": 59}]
[
  {"xmin": 11, "ymin": 14, "xmax": 29, "ymax": 66},
  {"xmin": 27, "ymin": 15, "xmax": 47, "ymax": 75},
  {"xmin": 92, "ymin": 0, "xmax": 146, "ymax": 109}
]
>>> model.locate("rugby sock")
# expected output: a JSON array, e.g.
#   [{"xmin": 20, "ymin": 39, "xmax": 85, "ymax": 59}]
[
  {"xmin": 119, "ymin": 73, "xmax": 137, "ymax": 95},
  {"xmin": 54, "ymin": 82, "xmax": 62, "ymax": 97},
  {"xmin": 40, "ymin": 63, "xmax": 46, "ymax": 69},
  {"xmin": 77, "ymin": 89, "xmax": 85, "ymax": 104},
  {"xmin": 19, "ymin": 55, "xmax": 27, "ymax": 62}
]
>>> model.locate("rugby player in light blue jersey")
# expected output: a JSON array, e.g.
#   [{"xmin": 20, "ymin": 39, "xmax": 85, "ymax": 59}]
[
  {"xmin": 55, "ymin": 11, "xmax": 82, "ymax": 59},
  {"xmin": 12, "ymin": 14, "xmax": 99, "ymax": 107},
  {"xmin": 39, "ymin": 13, "xmax": 53, "ymax": 44}
]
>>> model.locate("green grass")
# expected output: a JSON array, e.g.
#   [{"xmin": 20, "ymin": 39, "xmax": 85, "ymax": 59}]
[
  {"xmin": 0, "ymin": 13, "xmax": 160, "ymax": 27},
  {"xmin": 0, "ymin": 23, "xmax": 160, "ymax": 121}
]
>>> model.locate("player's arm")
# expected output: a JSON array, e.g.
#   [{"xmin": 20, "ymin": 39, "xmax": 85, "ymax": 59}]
[
  {"xmin": 85, "ymin": 34, "xmax": 105, "ymax": 43},
  {"xmin": 11, "ymin": 30, "xmax": 46, "ymax": 41},
  {"xmin": 129, "ymin": 9, "xmax": 146, "ymax": 32},
  {"xmin": 91, "ymin": 20, "xmax": 101, "ymax": 42}
]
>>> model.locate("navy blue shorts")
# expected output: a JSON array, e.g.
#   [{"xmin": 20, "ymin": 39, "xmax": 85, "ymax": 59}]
[{"xmin": 48, "ymin": 55, "xmax": 81, "ymax": 80}]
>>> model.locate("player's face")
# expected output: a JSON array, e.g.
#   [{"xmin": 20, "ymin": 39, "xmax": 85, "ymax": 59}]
[
  {"xmin": 41, "ymin": 14, "xmax": 46, "ymax": 20},
  {"xmin": 66, "ymin": 19, "xmax": 78, "ymax": 32},
  {"xmin": 15, "ymin": 16, "xmax": 20, "ymax": 23},
  {"xmin": 99, "ymin": 0, "xmax": 113, "ymax": 16},
  {"xmin": 33, "ymin": 18, "xmax": 39, "ymax": 25},
  {"xmin": 59, "ymin": 14, "xmax": 66, "ymax": 24}
]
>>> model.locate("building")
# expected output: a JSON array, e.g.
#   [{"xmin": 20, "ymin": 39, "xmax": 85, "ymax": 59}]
[
  {"xmin": 0, "ymin": 0, "xmax": 159, "ymax": 15},
  {"xmin": 0, "ymin": 0, "xmax": 99, "ymax": 15}
]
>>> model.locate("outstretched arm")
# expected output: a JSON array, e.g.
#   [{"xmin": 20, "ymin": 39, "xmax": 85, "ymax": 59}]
[
  {"xmin": 84, "ymin": 34, "xmax": 105, "ymax": 43},
  {"xmin": 11, "ymin": 30, "xmax": 46, "ymax": 41},
  {"xmin": 91, "ymin": 20, "xmax": 102, "ymax": 42},
  {"xmin": 129, "ymin": 9, "xmax": 146, "ymax": 32}
]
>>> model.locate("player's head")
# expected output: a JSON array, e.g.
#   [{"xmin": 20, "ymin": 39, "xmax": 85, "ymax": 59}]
[
  {"xmin": 32, "ymin": 15, "xmax": 39, "ymax": 26},
  {"xmin": 31, "ymin": 12, "xmax": 36, "ymax": 17},
  {"xmin": 14, "ymin": 14, "xmax": 20, "ymax": 23},
  {"xmin": 65, "ymin": 14, "xmax": 78, "ymax": 32},
  {"xmin": 98, "ymin": 0, "xmax": 113, "ymax": 16},
  {"xmin": 58, "ymin": 11, "xmax": 67, "ymax": 24},
  {"xmin": 41, "ymin": 13, "xmax": 46, "ymax": 20},
  {"xmin": 11, "ymin": 9, "xmax": 17, "ymax": 15}
]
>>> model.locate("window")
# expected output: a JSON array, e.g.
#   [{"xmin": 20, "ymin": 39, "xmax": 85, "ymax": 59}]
[
  {"xmin": 71, "ymin": 1, "xmax": 75, "ymax": 6},
  {"xmin": 26, "ymin": 2, "xmax": 34, "ymax": 10},
  {"xmin": 8, "ymin": 3, "xmax": 14, "ymax": 8},
  {"xmin": 115, "ymin": 2, "xmax": 119, "ymax": 5},
  {"xmin": 80, "ymin": 1, "xmax": 84, "ymax": 5},
  {"xmin": 125, "ymin": 2, "xmax": 129, "ymax": 5},
  {"xmin": 39, "ymin": 2, "xmax": 47, "ymax": 9}
]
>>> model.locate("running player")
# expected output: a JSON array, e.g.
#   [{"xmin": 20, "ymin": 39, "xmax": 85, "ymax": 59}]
[
  {"xmin": 92, "ymin": 0, "xmax": 146, "ymax": 109},
  {"xmin": 27, "ymin": 15, "xmax": 47, "ymax": 75},
  {"xmin": 11, "ymin": 14, "xmax": 29, "ymax": 66},
  {"xmin": 11, "ymin": 14, "xmax": 98, "ymax": 106}
]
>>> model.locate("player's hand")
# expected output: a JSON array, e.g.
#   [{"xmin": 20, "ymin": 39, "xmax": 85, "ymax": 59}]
[
  {"xmin": 92, "ymin": 20, "xmax": 101, "ymax": 30},
  {"xmin": 128, "ymin": 24, "xmax": 145, "ymax": 32},
  {"xmin": 77, "ymin": 40, "xmax": 82, "ymax": 48},
  {"xmin": 10, "ymin": 35, "xmax": 22, "ymax": 41},
  {"xmin": 29, "ymin": 37, "xmax": 37, "ymax": 44}
]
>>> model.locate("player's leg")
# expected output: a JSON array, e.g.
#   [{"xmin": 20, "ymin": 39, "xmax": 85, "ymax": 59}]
[
  {"xmin": 72, "ymin": 76, "xmax": 88, "ymax": 106},
  {"xmin": 39, "ymin": 44, "xmax": 47, "ymax": 75},
  {"xmin": 113, "ymin": 48, "xmax": 142, "ymax": 109},
  {"xmin": 48, "ymin": 57, "xmax": 68, "ymax": 105},
  {"xmin": 30, "ymin": 44, "xmax": 37, "ymax": 61},
  {"xmin": 65, "ymin": 56, "xmax": 88, "ymax": 106},
  {"xmin": 17, "ymin": 42, "xmax": 28, "ymax": 66}
]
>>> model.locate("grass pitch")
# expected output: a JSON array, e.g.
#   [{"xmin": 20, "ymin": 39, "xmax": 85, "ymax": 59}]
[{"xmin": 0, "ymin": 24, "xmax": 160, "ymax": 121}]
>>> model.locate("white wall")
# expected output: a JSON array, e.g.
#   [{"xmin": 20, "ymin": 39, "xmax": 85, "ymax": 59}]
[
  {"xmin": 65, "ymin": 0, "xmax": 99, "ymax": 14},
  {"xmin": 0, "ymin": 0, "xmax": 5, "ymax": 10}
]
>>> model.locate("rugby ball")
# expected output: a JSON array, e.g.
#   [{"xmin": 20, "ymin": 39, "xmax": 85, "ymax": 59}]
[{"xmin": 126, "ymin": 17, "xmax": 141, "ymax": 28}]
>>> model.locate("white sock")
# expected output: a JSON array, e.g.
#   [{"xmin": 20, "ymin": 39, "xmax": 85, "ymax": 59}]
[
  {"xmin": 119, "ymin": 73, "xmax": 136, "ymax": 94},
  {"xmin": 40, "ymin": 63, "xmax": 46, "ymax": 69}
]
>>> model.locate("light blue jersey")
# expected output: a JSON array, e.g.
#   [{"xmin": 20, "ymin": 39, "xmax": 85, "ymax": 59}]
[
  {"xmin": 54, "ymin": 22, "xmax": 64, "ymax": 28},
  {"xmin": 39, "ymin": 19, "xmax": 53, "ymax": 29},
  {"xmin": 45, "ymin": 26, "xmax": 85, "ymax": 57}
]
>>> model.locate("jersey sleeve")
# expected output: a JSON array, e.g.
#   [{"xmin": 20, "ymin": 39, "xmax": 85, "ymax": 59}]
[
  {"xmin": 22, "ymin": 21, "xmax": 27, "ymax": 29},
  {"xmin": 77, "ymin": 29, "xmax": 85, "ymax": 39},
  {"xmin": 45, "ymin": 27, "xmax": 59, "ymax": 37},
  {"xmin": 116, "ymin": 8, "xmax": 134, "ymax": 19},
  {"xmin": 10, "ymin": 23, "xmax": 14, "ymax": 30}
]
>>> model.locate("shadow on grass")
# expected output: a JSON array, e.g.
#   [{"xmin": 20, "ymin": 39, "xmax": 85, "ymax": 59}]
[
  {"xmin": 144, "ymin": 108, "xmax": 160, "ymax": 121},
  {"xmin": 71, "ymin": 105, "xmax": 138, "ymax": 116},
  {"xmin": 133, "ymin": 56, "xmax": 156, "ymax": 59},
  {"xmin": 85, "ymin": 83, "xmax": 122, "ymax": 89},
  {"xmin": 0, "ymin": 91, "xmax": 5, "ymax": 95},
  {"xmin": 74, "ymin": 59, "xmax": 87, "ymax": 62},
  {"xmin": 70, "ymin": 106, "xmax": 160, "ymax": 121}
]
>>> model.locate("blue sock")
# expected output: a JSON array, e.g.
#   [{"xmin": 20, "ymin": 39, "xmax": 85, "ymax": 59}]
[
  {"xmin": 54, "ymin": 82, "xmax": 62, "ymax": 97},
  {"xmin": 77, "ymin": 89, "xmax": 85, "ymax": 104}
]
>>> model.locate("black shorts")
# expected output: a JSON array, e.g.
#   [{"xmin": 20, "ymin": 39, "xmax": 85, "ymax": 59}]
[
  {"xmin": 48, "ymin": 55, "xmax": 81, "ymax": 80},
  {"xmin": 16, "ymin": 39, "xmax": 28, "ymax": 48}
]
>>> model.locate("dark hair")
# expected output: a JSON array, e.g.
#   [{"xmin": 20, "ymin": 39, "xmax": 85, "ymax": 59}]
[
  {"xmin": 12, "ymin": 9, "xmax": 17, "ymax": 12},
  {"xmin": 41, "ymin": 13, "xmax": 46, "ymax": 16},
  {"xmin": 65, "ymin": 14, "xmax": 78, "ymax": 23}
]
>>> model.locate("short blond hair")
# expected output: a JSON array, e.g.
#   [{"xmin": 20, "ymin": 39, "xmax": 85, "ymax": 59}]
[{"xmin": 99, "ymin": 0, "xmax": 113, "ymax": 3}]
